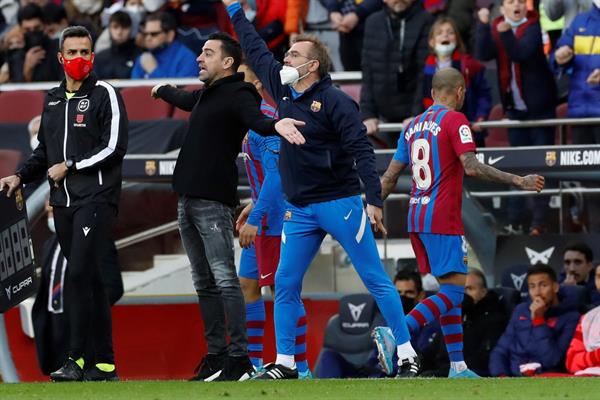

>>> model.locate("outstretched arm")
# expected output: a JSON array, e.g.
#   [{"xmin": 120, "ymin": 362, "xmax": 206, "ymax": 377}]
[
  {"xmin": 381, "ymin": 159, "xmax": 407, "ymax": 201},
  {"xmin": 460, "ymin": 152, "xmax": 545, "ymax": 191}
]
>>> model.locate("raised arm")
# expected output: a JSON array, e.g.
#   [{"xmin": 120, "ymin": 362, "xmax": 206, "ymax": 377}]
[
  {"xmin": 225, "ymin": 0, "xmax": 286, "ymax": 102},
  {"xmin": 460, "ymin": 152, "xmax": 545, "ymax": 191}
]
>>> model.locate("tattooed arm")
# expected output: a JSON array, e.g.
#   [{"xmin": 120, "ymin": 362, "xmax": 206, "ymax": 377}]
[
  {"xmin": 460, "ymin": 152, "xmax": 545, "ymax": 191},
  {"xmin": 381, "ymin": 159, "xmax": 407, "ymax": 200}
]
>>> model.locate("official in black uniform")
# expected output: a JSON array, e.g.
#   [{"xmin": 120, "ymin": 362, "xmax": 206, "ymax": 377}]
[{"xmin": 0, "ymin": 26, "xmax": 127, "ymax": 382}]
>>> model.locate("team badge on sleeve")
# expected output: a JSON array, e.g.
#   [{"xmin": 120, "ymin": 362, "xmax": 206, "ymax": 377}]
[{"xmin": 459, "ymin": 125, "xmax": 473, "ymax": 144}]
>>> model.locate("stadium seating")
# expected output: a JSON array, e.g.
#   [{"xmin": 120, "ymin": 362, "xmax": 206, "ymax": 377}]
[
  {"xmin": 314, "ymin": 293, "xmax": 385, "ymax": 374},
  {"xmin": 120, "ymin": 86, "xmax": 173, "ymax": 121},
  {"xmin": 0, "ymin": 149, "xmax": 23, "ymax": 178},
  {"xmin": 0, "ymin": 90, "xmax": 45, "ymax": 123},
  {"xmin": 485, "ymin": 104, "xmax": 509, "ymax": 147}
]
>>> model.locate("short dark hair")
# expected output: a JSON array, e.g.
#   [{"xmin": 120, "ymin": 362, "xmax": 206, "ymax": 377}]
[
  {"xmin": 293, "ymin": 34, "xmax": 332, "ymax": 78},
  {"xmin": 394, "ymin": 270, "xmax": 423, "ymax": 294},
  {"xmin": 207, "ymin": 32, "xmax": 243, "ymax": 72},
  {"xmin": 144, "ymin": 12, "xmax": 177, "ymax": 33},
  {"xmin": 42, "ymin": 3, "xmax": 67, "ymax": 25},
  {"xmin": 109, "ymin": 10, "xmax": 133, "ymax": 28},
  {"xmin": 527, "ymin": 263, "xmax": 558, "ymax": 283},
  {"xmin": 467, "ymin": 268, "xmax": 487, "ymax": 289},
  {"xmin": 18, "ymin": 3, "xmax": 43, "ymax": 25},
  {"xmin": 59, "ymin": 26, "xmax": 93, "ymax": 51},
  {"xmin": 563, "ymin": 242, "xmax": 593, "ymax": 262}
]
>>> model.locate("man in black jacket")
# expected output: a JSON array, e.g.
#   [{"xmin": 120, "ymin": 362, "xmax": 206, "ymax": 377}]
[
  {"xmin": 151, "ymin": 32, "xmax": 303, "ymax": 382},
  {"xmin": 360, "ymin": 0, "xmax": 432, "ymax": 144},
  {"xmin": 1, "ymin": 26, "xmax": 128, "ymax": 382},
  {"xmin": 94, "ymin": 11, "xmax": 142, "ymax": 80}
]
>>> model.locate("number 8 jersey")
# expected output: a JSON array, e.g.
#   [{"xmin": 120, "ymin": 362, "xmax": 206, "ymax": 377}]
[{"xmin": 393, "ymin": 105, "xmax": 476, "ymax": 235}]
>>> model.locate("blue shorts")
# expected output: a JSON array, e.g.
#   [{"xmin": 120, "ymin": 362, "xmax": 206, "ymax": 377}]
[
  {"xmin": 239, "ymin": 246, "xmax": 258, "ymax": 281},
  {"xmin": 409, "ymin": 233, "xmax": 467, "ymax": 277}
]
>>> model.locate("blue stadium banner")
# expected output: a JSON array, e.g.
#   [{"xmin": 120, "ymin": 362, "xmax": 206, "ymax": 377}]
[{"xmin": 0, "ymin": 188, "xmax": 37, "ymax": 313}]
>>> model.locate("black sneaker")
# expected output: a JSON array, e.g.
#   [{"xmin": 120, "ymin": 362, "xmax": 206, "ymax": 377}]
[
  {"xmin": 396, "ymin": 356, "xmax": 420, "ymax": 378},
  {"xmin": 189, "ymin": 353, "xmax": 226, "ymax": 382},
  {"xmin": 84, "ymin": 365, "xmax": 119, "ymax": 382},
  {"xmin": 253, "ymin": 363, "xmax": 298, "ymax": 380},
  {"xmin": 215, "ymin": 355, "xmax": 256, "ymax": 381},
  {"xmin": 50, "ymin": 358, "xmax": 84, "ymax": 382}
]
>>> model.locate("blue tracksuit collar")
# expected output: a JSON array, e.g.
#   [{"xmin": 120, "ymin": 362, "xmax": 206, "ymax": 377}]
[{"xmin": 289, "ymin": 75, "xmax": 332, "ymax": 99}]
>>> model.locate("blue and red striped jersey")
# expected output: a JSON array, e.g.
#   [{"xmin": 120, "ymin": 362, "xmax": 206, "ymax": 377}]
[
  {"xmin": 393, "ymin": 105, "xmax": 476, "ymax": 234},
  {"xmin": 242, "ymin": 101, "xmax": 284, "ymax": 236}
]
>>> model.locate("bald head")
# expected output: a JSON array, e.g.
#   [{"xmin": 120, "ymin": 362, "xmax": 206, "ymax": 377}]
[
  {"xmin": 432, "ymin": 67, "xmax": 465, "ymax": 92},
  {"xmin": 431, "ymin": 67, "xmax": 466, "ymax": 110}
]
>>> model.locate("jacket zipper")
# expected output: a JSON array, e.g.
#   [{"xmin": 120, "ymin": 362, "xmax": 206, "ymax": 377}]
[
  {"xmin": 62, "ymin": 93, "xmax": 89, "ymax": 207},
  {"xmin": 63, "ymin": 100, "xmax": 71, "ymax": 207},
  {"xmin": 98, "ymin": 170, "xmax": 103, "ymax": 185}
]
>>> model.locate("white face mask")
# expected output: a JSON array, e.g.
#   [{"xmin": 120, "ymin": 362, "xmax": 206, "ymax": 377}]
[
  {"xmin": 47, "ymin": 217, "xmax": 56, "ymax": 233},
  {"xmin": 434, "ymin": 43, "xmax": 456, "ymax": 57},
  {"xmin": 279, "ymin": 61, "xmax": 313, "ymax": 86},
  {"xmin": 245, "ymin": 8, "xmax": 256, "ymax": 22},
  {"xmin": 72, "ymin": 0, "xmax": 103, "ymax": 15},
  {"xmin": 30, "ymin": 135, "xmax": 39, "ymax": 151},
  {"xmin": 142, "ymin": 0, "xmax": 166, "ymax": 13}
]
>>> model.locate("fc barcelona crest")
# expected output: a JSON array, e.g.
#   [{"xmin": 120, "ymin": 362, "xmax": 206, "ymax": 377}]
[
  {"xmin": 310, "ymin": 101, "xmax": 322, "ymax": 113},
  {"xmin": 545, "ymin": 151, "xmax": 556, "ymax": 167},
  {"xmin": 14, "ymin": 188, "xmax": 23, "ymax": 211},
  {"xmin": 145, "ymin": 160, "xmax": 157, "ymax": 176},
  {"xmin": 284, "ymin": 211, "xmax": 292, "ymax": 221}
]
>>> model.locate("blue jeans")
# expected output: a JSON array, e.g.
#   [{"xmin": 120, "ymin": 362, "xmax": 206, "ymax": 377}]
[{"xmin": 177, "ymin": 196, "xmax": 247, "ymax": 356}]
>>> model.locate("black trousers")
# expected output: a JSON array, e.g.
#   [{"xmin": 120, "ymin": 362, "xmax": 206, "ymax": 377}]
[
  {"xmin": 53, "ymin": 203, "xmax": 116, "ymax": 364},
  {"xmin": 339, "ymin": 28, "xmax": 363, "ymax": 71}
]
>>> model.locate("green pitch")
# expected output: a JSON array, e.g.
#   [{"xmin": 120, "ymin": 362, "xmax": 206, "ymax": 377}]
[{"xmin": 1, "ymin": 378, "xmax": 599, "ymax": 400}]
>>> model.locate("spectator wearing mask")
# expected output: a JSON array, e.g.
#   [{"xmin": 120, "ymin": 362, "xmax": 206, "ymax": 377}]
[
  {"xmin": 95, "ymin": 11, "xmax": 142, "ymax": 79},
  {"xmin": 64, "ymin": 0, "xmax": 104, "ymax": 36},
  {"xmin": 7, "ymin": 3, "xmax": 62, "ymax": 82},
  {"xmin": 489, "ymin": 264, "xmax": 580, "ymax": 377},
  {"xmin": 327, "ymin": 0, "xmax": 382, "ymax": 71},
  {"xmin": 559, "ymin": 242, "xmax": 600, "ymax": 305},
  {"xmin": 131, "ymin": 12, "xmax": 199, "ymax": 79},
  {"xmin": 360, "ymin": 0, "xmax": 433, "ymax": 145},
  {"xmin": 43, "ymin": 3, "xmax": 70, "ymax": 40},
  {"xmin": 566, "ymin": 264, "xmax": 600, "ymax": 375},
  {"xmin": 422, "ymin": 16, "xmax": 492, "ymax": 147},
  {"xmin": 476, "ymin": 0, "xmax": 557, "ymax": 235}
]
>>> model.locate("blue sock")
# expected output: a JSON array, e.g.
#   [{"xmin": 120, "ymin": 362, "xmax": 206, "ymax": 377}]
[
  {"xmin": 440, "ymin": 306, "xmax": 464, "ymax": 363},
  {"xmin": 246, "ymin": 299, "xmax": 265, "ymax": 368}
]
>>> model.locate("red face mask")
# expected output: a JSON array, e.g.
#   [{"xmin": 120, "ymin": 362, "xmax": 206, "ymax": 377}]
[{"xmin": 62, "ymin": 55, "xmax": 94, "ymax": 81}]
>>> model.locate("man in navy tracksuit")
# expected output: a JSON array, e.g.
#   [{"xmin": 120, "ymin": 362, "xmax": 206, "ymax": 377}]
[{"xmin": 224, "ymin": 0, "xmax": 418, "ymax": 379}]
